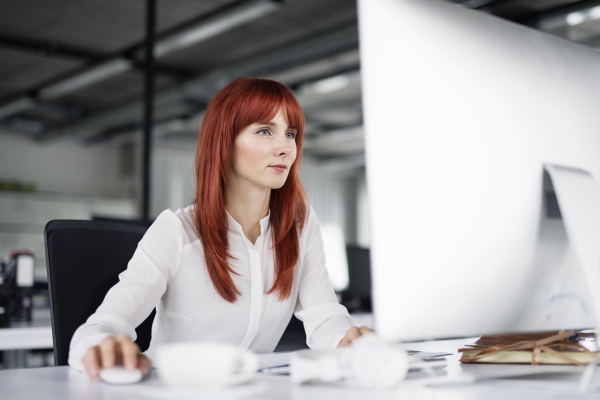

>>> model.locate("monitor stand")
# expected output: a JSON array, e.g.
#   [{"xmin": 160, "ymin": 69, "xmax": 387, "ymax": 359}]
[{"xmin": 544, "ymin": 163, "xmax": 600, "ymax": 394}]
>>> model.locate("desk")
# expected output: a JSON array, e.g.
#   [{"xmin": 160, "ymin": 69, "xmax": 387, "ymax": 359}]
[
  {"xmin": 0, "ymin": 324, "xmax": 53, "ymax": 351},
  {"xmin": 0, "ymin": 308, "xmax": 53, "ymax": 350},
  {"xmin": 1, "ymin": 338, "xmax": 599, "ymax": 399}
]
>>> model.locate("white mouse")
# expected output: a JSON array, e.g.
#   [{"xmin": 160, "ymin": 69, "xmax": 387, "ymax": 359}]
[{"xmin": 99, "ymin": 366, "xmax": 143, "ymax": 385}]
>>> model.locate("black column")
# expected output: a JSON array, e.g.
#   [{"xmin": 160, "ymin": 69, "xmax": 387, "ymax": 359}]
[{"xmin": 142, "ymin": 0, "xmax": 156, "ymax": 222}]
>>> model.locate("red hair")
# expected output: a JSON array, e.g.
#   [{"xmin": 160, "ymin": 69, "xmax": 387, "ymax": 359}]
[{"xmin": 194, "ymin": 77, "xmax": 308, "ymax": 302}]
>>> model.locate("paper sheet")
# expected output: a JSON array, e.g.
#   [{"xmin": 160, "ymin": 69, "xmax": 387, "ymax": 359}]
[
  {"xmin": 256, "ymin": 352, "xmax": 294, "ymax": 370},
  {"xmin": 256, "ymin": 350, "xmax": 450, "ymax": 371}
]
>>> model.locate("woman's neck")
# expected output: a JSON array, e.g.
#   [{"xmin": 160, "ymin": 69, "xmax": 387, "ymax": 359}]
[{"xmin": 225, "ymin": 179, "xmax": 270, "ymax": 245}]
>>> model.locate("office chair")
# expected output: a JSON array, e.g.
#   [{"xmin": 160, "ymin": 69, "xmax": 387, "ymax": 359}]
[{"xmin": 44, "ymin": 220, "xmax": 156, "ymax": 366}]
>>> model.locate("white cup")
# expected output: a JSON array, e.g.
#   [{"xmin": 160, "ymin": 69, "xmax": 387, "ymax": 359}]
[
  {"xmin": 291, "ymin": 334, "xmax": 408, "ymax": 389},
  {"xmin": 156, "ymin": 342, "xmax": 258, "ymax": 387}
]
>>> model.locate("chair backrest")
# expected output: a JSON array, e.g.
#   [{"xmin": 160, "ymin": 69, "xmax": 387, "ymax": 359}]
[{"xmin": 44, "ymin": 220, "xmax": 156, "ymax": 366}]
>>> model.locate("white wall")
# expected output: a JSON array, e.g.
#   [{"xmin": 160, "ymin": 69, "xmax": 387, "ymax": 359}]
[
  {"xmin": 0, "ymin": 132, "xmax": 139, "ymax": 281},
  {"xmin": 0, "ymin": 132, "xmax": 134, "ymax": 196},
  {"xmin": 151, "ymin": 146, "xmax": 196, "ymax": 217},
  {"xmin": 301, "ymin": 168, "xmax": 352, "ymax": 241}
]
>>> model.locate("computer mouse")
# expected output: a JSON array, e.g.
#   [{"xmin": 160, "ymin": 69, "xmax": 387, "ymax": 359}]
[{"xmin": 99, "ymin": 366, "xmax": 143, "ymax": 385}]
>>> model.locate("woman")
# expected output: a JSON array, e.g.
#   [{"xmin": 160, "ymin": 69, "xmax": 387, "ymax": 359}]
[{"xmin": 70, "ymin": 77, "xmax": 372, "ymax": 378}]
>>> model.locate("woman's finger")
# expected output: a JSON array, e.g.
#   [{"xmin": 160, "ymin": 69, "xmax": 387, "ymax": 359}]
[
  {"xmin": 358, "ymin": 326, "xmax": 374, "ymax": 335},
  {"xmin": 346, "ymin": 326, "xmax": 363, "ymax": 342},
  {"xmin": 338, "ymin": 326, "xmax": 376, "ymax": 347},
  {"xmin": 338, "ymin": 326, "xmax": 361, "ymax": 347},
  {"xmin": 116, "ymin": 334, "xmax": 140, "ymax": 370},
  {"xmin": 138, "ymin": 354, "xmax": 152, "ymax": 376},
  {"xmin": 82, "ymin": 346, "xmax": 101, "ymax": 378},
  {"xmin": 99, "ymin": 336, "xmax": 117, "ymax": 368}
]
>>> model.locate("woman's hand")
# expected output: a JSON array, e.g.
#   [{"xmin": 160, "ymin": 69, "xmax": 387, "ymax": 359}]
[
  {"xmin": 81, "ymin": 334, "xmax": 152, "ymax": 378},
  {"xmin": 337, "ymin": 326, "xmax": 375, "ymax": 347}
]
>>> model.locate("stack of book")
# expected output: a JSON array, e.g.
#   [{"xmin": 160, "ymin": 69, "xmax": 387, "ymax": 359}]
[{"xmin": 459, "ymin": 330, "xmax": 598, "ymax": 366}]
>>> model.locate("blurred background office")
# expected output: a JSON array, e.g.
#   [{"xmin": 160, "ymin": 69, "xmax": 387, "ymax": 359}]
[{"xmin": 0, "ymin": 0, "xmax": 599, "ymax": 368}]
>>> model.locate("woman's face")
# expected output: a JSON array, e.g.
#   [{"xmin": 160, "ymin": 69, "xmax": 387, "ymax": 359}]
[{"xmin": 230, "ymin": 109, "xmax": 298, "ymax": 191}]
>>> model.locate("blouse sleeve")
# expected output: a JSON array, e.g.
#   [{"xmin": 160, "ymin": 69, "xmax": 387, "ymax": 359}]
[
  {"xmin": 293, "ymin": 206, "xmax": 354, "ymax": 350},
  {"xmin": 68, "ymin": 209, "xmax": 184, "ymax": 371}
]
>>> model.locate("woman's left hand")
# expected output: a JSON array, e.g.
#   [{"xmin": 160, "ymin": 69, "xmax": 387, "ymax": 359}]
[{"xmin": 337, "ymin": 326, "xmax": 375, "ymax": 347}]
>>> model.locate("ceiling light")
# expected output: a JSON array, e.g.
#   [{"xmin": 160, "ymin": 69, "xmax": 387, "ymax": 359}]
[
  {"xmin": 263, "ymin": 49, "xmax": 360, "ymax": 86},
  {"xmin": 566, "ymin": 6, "xmax": 600, "ymax": 27},
  {"xmin": 590, "ymin": 6, "xmax": 600, "ymax": 19},
  {"xmin": 313, "ymin": 75, "xmax": 351, "ymax": 94},
  {"xmin": 567, "ymin": 11, "xmax": 586, "ymax": 26},
  {"xmin": 39, "ymin": 58, "xmax": 133, "ymax": 100},
  {"xmin": 154, "ymin": 0, "xmax": 281, "ymax": 58}
]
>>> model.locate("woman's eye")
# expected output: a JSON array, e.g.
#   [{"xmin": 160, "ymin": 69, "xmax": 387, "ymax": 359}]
[
  {"xmin": 286, "ymin": 132, "xmax": 296, "ymax": 139},
  {"xmin": 257, "ymin": 128, "xmax": 269, "ymax": 136}
]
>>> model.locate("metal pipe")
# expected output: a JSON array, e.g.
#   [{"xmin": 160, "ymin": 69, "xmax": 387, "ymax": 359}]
[
  {"xmin": 0, "ymin": 0, "xmax": 281, "ymax": 121},
  {"xmin": 142, "ymin": 0, "xmax": 156, "ymax": 222}
]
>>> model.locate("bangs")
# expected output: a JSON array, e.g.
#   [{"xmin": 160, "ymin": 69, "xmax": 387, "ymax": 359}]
[{"xmin": 231, "ymin": 79, "xmax": 305, "ymax": 138}]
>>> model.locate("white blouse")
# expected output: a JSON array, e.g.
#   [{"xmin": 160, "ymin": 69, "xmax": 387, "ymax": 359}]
[{"xmin": 69, "ymin": 205, "xmax": 353, "ymax": 370}]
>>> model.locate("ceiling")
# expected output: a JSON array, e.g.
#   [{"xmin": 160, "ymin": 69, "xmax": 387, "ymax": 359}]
[{"xmin": 1, "ymin": 0, "xmax": 600, "ymax": 169}]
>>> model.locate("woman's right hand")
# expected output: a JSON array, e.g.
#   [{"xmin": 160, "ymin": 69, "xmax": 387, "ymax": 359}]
[{"xmin": 81, "ymin": 334, "xmax": 152, "ymax": 378}]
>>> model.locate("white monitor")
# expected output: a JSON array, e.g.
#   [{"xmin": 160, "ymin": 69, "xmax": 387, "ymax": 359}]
[{"xmin": 358, "ymin": 0, "xmax": 600, "ymax": 342}]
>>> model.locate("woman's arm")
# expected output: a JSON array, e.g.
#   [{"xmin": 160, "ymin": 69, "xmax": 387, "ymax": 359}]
[
  {"xmin": 68, "ymin": 209, "xmax": 184, "ymax": 375},
  {"xmin": 294, "ymin": 206, "xmax": 364, "ymax": 349}
]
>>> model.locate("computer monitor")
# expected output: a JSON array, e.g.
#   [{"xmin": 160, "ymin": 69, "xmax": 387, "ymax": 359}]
[{"xmin": 358, "ymin": 0, "xmax": 600, "ymax": 342}]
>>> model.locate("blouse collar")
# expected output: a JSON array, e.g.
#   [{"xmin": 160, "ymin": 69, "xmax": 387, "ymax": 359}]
[{"xmin": 226, "ymin": 209, "xmax": 271, "ymax": 240}]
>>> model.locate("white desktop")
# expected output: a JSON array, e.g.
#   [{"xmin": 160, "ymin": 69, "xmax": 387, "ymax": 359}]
[{"xmin": 359, "ymin": 0, "xmax": 600, "ymax": 342}]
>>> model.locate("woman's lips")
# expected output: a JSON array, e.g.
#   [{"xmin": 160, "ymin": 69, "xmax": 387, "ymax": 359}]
[{"xmin": 269, "ymin": 165, "xmax": 287, "ymax": 172}]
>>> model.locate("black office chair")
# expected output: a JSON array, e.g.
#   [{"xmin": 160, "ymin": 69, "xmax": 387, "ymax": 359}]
[{"xmin": 44, "ymin": 220, "xmax": 156, "ymax": 366}]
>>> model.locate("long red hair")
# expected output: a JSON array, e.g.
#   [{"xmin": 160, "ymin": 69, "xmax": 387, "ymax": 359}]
[{"xmin": 193, "ymin": 77, "xmax": 307, "ymax": 303}]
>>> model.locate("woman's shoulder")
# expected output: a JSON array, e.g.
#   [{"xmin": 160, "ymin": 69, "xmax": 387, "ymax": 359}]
[
  {"xmin": 305, "ymin": 204, "xmax": 318, "ymax": 223},
  {"xmin": 153, "ymin": 205, "xmax": 199, "ymax": 245}
]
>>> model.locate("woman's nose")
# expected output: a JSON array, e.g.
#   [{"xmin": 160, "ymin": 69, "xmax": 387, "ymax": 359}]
[
  {"xmin": 274, "ymin": 134, "xmax": 291, "ymax": 156},
  {"xmin": 277, "ymin": 146, "xmax": 290, "ymax": 156}
]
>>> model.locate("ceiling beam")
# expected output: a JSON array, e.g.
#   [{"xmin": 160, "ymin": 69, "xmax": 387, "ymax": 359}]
[
  {"xmin": 0, "ymin": 0, "xmax": 281, "ymax": 121},
  {"xmin": 0, "ymin": 33, "xmax": 105, "ymax": 61},
  {"xmin": 0, "ymin": 33, "xmax": 194, "ymax": 81}
]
